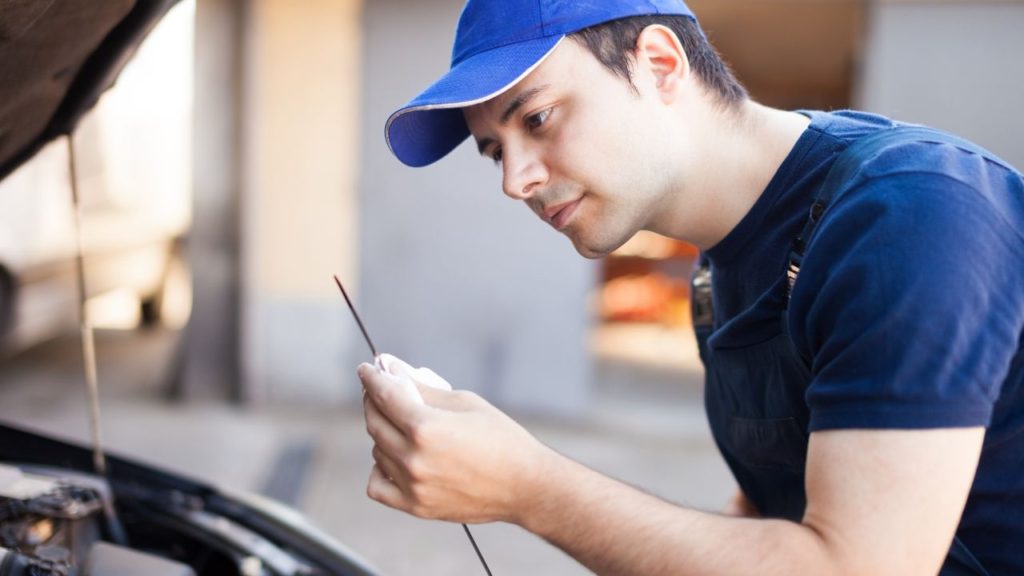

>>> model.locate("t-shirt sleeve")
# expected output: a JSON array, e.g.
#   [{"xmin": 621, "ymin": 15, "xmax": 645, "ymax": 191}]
[{"xmin": 790, "ymin": 153, "xmax": 1024, "ymax": 432}]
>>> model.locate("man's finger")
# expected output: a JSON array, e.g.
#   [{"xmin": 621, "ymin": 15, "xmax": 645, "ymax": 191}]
[
  {"xmin": 363, "ymin": 392, "xmax": 409, "ymax": 456},
  {"xmin": 371, "ymin": 444, "xmax": 405, "ymax": 486},
  {"xmin": 358, "ymin": 363, "xmax": 423, "ymax": 435},
  {"xmin": 367, "ymin": 463, "xmax": 407, "ymax": 511},
  {"xmin": 378, "ymin": 355, "xmax": 468, "ymax": 410}
]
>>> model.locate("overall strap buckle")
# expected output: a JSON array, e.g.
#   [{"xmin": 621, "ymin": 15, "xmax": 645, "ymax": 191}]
[
  {"xmin": 691, "ymin": 257, "xmax": 714, "ymax": 328},
  {"xmin": 787, "ymin": 200, "xmax": 825, "ymax": 304}
]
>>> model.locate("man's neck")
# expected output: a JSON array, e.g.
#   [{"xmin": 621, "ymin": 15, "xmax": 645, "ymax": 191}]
[{"xmin": 649, "ymin": 100, "xmax": 811, "ymax": 250}]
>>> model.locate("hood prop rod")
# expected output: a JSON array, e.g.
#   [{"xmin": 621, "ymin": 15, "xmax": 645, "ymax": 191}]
[{"xmin": 67, "ymin": 135, "xmax": 107, "ymax": 476}]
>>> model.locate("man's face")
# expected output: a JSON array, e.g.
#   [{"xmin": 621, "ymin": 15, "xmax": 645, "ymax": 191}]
[{"xmin": 463, "ymin": 39, "xmax": 676, "ymax": 259}]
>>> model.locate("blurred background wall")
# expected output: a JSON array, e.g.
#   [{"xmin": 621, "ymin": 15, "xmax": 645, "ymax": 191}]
[
  {"xmin": 357, "ymin": 0, "xmax": 596, "ymax": 415},
  {"xmin": 856, "ymin": 0, "xmax": 1024, "ymax": 170},
  {"xmin": 186, "ymin": 0, "xmax": 365, "ymax": 405},
  {"xmin": 187, "ymin": 0, "xmax": 597, "ymax": 413},
  {"xmin": 239, "ymin": 0, "xmax": 363, "ymax": 405}
]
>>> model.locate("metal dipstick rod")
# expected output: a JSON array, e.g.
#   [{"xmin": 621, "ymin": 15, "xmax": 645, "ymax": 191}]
[
  {"xmin": 334, "ymin": 275, "xmax": 493, "ymax": 576},
  {"xmin": 67, "ymin": 136, "xmax": 107, "ymax": 476}
]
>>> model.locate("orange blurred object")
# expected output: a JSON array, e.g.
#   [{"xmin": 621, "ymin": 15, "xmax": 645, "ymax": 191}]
[{"xmin": 600, "ymin": 273, "xmax": 690, "ymax": 325}]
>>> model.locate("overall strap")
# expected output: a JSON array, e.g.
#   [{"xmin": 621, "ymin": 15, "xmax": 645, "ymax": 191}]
[
  {"xmin": 785, "ymin": 125, "xmax": 1006, "ymax": 304},
  {"xmin": 691, "ymin": 252, "xmax": 714, "ymax": 329}
]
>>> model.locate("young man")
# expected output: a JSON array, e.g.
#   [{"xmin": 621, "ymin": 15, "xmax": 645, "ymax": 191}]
[{"xmin": 358, "ymin": 1, "xmax": 1024, "ymax": 574}]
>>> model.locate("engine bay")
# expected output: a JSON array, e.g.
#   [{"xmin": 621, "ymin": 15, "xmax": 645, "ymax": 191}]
[{"xmin": 0, "ymin": 451, "xmax": 368, "ymax": 576}]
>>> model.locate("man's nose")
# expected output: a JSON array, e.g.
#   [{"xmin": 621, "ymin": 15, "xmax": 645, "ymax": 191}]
[{"xmin": 502, "ymin": 147, "xmax": 548, "ymax": 200}]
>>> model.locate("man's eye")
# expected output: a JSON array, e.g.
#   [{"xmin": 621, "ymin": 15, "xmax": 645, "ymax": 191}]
[
  {"xmin": 525, "ymin": 108, "xmax": 551, "ymax": 131},
  {"xmin": 491, "ymin": 148, "xmax": 503, "ymax": 165}
]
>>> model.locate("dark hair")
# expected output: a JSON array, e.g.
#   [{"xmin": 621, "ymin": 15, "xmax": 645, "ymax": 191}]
[{"xmin": 570, "ymin": 15, "xmax": 747, "ymax": 107}]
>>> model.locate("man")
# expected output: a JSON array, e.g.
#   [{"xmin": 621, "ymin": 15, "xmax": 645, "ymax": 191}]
[{"xmin": 357, "ymin": 1, "xmax": 1024, "ymax": 574}]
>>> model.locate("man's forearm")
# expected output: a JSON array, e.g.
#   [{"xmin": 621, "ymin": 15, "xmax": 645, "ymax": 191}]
[{"xmin": 516, "ymin": 450, "xmax": 840, "ymax": 576}]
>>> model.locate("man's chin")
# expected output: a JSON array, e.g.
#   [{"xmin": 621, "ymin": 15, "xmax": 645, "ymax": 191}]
[
  {"xmin": 569, "ymin": 234, "xmax": 623, "ymax": 260},
  {"xmin": 576, "ymin": 248, "xmax": 606, "ymax": 260}
]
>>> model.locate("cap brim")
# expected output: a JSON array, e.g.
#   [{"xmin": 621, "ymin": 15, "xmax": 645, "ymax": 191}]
[{"xmin": 386, "ymin": 35, "xmax": 565, "ymax": 168}]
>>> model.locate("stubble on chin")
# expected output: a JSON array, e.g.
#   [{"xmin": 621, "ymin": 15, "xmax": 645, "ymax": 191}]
[{"xmin": 567, "ymin": 227, "xmax": 623, "ymax": 260}]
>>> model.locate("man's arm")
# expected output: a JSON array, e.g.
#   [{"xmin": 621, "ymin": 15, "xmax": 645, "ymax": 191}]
[
  {"xmin": 358, "ymin": 363, "xmax": 984, "ymax": 576},
  {"xmin": 518, "ymin": 426, "xmax": 983, "ymax": 576}
]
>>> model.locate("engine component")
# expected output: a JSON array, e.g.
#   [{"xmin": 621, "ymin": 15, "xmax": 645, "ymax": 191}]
[{"xmin": 0, "ymin": 546, "xmax": 75, "ymax": 576}]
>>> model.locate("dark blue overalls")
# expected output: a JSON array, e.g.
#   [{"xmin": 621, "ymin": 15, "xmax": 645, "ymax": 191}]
[{"xmin": 691, "ymin": 127, "xmax": 993, "ymax": 575}]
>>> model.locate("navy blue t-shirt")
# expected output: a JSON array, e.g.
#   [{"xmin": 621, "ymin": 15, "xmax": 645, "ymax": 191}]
[{"xmin": 704, "ymin": 110, "xmax": 1024, "ymax": 574}]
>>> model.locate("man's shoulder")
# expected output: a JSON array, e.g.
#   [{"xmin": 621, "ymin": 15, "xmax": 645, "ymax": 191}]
[
  {"xmin": 801, "ymin": 109, "xmax": 898, "ymax": 145},
  {"xmin": 793, "ymin": 111, "xmax": 1023, "ymax": 243},
  {"xmin": 803, "ymin": 110, "xmax": 1021, "ymax": 184}
]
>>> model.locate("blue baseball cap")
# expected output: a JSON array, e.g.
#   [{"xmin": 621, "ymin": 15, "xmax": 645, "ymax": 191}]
[{"xmin": 385, "ymin": 0, "xmax": 698, "ymax": 167}]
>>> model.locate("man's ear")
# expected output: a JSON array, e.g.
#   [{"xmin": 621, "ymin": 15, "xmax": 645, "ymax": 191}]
[{"xmin": 634, "ymin": 24, "xmax": 690, "ymax": 103}]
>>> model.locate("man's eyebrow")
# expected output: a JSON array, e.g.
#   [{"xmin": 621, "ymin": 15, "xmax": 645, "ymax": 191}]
[{"xmin": 500, "ymin": 85, "xmax": 550, "ymax": 125}]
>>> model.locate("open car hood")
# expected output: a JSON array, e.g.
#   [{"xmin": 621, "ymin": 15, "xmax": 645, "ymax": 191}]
[{"xmin": 0, "ymin": 0, "xmax": 178, "ymax": 181}]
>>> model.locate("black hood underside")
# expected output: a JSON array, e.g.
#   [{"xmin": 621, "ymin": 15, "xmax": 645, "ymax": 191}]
[{"xmin": 0, "ymin": 0, "xmax": 179, "ymax": 181}]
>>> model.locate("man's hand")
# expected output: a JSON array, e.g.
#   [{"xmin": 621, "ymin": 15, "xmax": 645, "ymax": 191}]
[{"xmin": 358, "ymin": 358, "xmax": 553, "ymax": 524}]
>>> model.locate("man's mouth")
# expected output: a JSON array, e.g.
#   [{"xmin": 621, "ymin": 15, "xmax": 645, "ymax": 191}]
[{"xmin": 544, "ymin": 197, "xmax": 583, "ymax": 230}]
